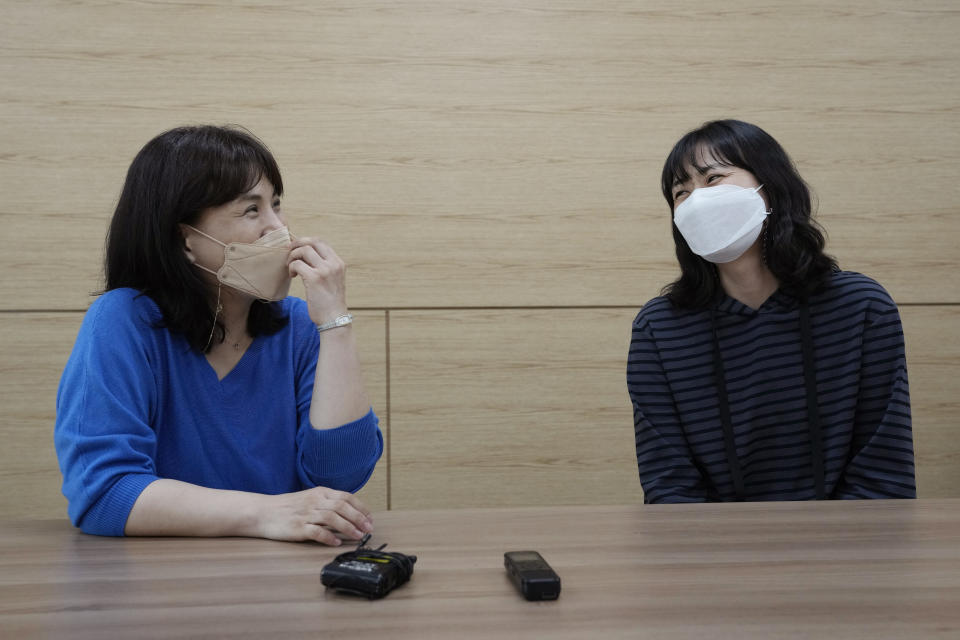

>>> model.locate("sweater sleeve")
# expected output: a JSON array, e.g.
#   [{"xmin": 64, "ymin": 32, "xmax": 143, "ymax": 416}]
[
  {"xmin": 54, "ymin": 293, "xmax": 161, "ymax": 536},
  {"xmin": 627, "ymin": 313, "xmax": 708, "ymax": 504},
  {"xmin": 296, "ymin": 409, "xmax": 383, "ymax": 492},
  {"xmin": 290, "ymin": 304, "xmax": 383, "ymax": 492},
  {"xmin": 834, "ymin": 296, "xmax": 916, "ymax": 499}
]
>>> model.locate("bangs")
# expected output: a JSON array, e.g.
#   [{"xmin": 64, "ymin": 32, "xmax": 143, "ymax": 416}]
[
  {"xmin": 201, "ymin": 132, "xmax": 284, "ymax": 207},
  {"xmin": 660, "ymin": 122, "xmax": 753, "ymax": 205},
  {"xmin": 168, "ymin": 125, "xmax": 284, "ymax": 224}
]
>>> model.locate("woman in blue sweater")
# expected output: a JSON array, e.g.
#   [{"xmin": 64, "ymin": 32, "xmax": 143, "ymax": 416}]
[
  {"xmin": 55, "ymin": 125, "xmax": 383, "ymax": 543},
  {"xmin": 627, "ymin": 120, "xmax": 915, "ymax": 503}
]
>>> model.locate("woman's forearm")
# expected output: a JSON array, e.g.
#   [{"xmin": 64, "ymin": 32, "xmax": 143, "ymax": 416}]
[
  {"xmin": 124, "ymin": 478, "xmax": 266, "ymax": 537},
  {"xmin": 125, "ymin": 478, "xmax": 374, "ymax": 543},
  {"xmin": 309, "ymin": 325, "xmax": 371, "ymax": 429}
]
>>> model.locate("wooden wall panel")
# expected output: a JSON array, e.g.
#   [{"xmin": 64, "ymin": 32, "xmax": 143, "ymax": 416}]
[
  {"xmin": 0, "ymin": 310, "xmax": 388, "ymax": 519},
  {"xmin": 0, "ymin": 314, "xmax": 77, "ymax": 520},
  {"xmin": 389, "ymin": 306, "xmax": 959, "ymax": 508},
  {"xmin": 1, "ymin": 1, "xmax": 957, "ymax": 516},
  {"xmin": 389, "ymin": 309, "xmax": 642, "ymax": 509},
  {"xmin": 901, "ymin": 307, "xmax": 960, "ymax": 498},
  {"xmin": 1, "ymin": 1, "xmax": 957, "ymax": 310}
]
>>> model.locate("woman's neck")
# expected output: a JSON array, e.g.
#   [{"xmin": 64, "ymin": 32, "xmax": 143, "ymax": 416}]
[{"xmin": 716, "ymin": 244, "xmax": 779, "ymax": 310}]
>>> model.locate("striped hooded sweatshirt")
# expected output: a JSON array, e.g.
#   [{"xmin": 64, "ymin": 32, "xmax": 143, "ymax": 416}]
[{"xmin": 627, "ymin": 271, "xmax": 915, "ymax": 503}]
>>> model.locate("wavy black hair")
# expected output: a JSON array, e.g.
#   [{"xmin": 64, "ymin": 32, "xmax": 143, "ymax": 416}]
[
  {"xmin": 104, "ymin": 125, "xmax": 288, "ymax": 351},
  {"xmin": 660, "ymin": 119, "xmax": 837, "ymax": 309}
]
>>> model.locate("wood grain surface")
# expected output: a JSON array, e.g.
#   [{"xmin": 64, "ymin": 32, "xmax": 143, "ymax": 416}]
[
  {"xmin": 388, "ymin": 306, "xmax": 959, "ymax": 507},
  {"xmin": 389, "ymin": 308, "xmax": 641, "ymax": 509},
  {"xmin": 1, "ymin": 0, "xmax": 958, "ymax": 518},
  {"xmin": 901, "ymin": 306, "xmax": 960, "ymax": 497},
  {"xmin": 1, "ymin": 499, "xmax": 958, "ymax": 639},
  {"xmin": 3, "ymin": 303, "xmax": 957, "ymax": 519},
  {"xmin": 0, "ymin": 0, "xmax": 957, "ymax": 308}
]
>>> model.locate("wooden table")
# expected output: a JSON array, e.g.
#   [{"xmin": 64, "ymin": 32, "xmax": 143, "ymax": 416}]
[{"xmin": 2, "ymin": 500, "xmax": 959, "ymax": 639}]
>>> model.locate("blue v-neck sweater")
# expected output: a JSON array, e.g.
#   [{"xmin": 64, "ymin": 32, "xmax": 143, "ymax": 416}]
[{"xmin": 55, "ymin": 288, "xmax": 383, "ymax": 536}]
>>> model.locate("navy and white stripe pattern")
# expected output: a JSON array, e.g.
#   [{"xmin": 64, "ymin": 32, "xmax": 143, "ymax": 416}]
[{"xmin": 627, "ymin": 271, "xmax": 915, "ymax": 503}]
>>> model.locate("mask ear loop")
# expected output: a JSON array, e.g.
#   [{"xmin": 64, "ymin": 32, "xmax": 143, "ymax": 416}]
[
  {"xmin": 202, "ymin": 283, "xmax": 223, "ymax": 353},
  {"xmin": 185, "ymin": 225, "xmax": 226, "ymax": 279}
]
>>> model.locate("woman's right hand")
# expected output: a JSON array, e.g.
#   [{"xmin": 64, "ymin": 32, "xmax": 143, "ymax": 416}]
[{"xmin": 256, "ymin": 486, "xmax": 374, "ymax": 545}]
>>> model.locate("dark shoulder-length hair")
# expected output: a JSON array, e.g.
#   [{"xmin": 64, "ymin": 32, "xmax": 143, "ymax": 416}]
[
  {"xmin": 104, "ymin": 125, "xmax": 288, "ymax": 351},
  {"xmin": 659, "ymin": 119, "xmax": 837, "ymax": 309}
]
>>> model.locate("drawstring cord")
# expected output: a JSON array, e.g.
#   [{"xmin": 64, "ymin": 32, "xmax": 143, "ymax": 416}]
[
  {"xmin": 710, "ymin": 300, "xmax": 825, "ymax": 501},
  {"xmin": 798, "ymin": 303, "xmax": 826, "ymax": 499},
  {"xmin": 711, "ymin": 307, "xmax": 745, "ymax": 501}
]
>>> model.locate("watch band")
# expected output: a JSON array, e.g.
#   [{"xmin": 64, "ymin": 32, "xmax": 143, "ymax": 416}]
[{"xmin": 316, "ymin": 313, "xmax": 353, "ymax": 333}]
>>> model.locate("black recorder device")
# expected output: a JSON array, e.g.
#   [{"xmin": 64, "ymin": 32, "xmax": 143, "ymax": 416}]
[
  {"xmin": 504, "ymin": 550, "xmax": 561, "ymax": 601},
  {"xmin": 321, "ymin": 535, "xmax": 416, "ymax": 600}
]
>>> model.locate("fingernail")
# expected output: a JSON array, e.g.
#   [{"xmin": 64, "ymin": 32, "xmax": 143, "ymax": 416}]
[{"xmin": 332, "ymin": 538, "xmax": 342, "ymax": 546}]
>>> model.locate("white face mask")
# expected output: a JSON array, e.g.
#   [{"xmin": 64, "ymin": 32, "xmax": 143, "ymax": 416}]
[
  {"xmin": 673, "ymin": 184, "xmax": 770, "ymax": 263},
  {"xmin": 186, "ymin": 225, "xmax": 293, "ymax": 301}
]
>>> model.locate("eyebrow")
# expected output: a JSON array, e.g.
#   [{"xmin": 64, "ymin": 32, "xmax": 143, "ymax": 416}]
[
  {"xmin": 236, "ymin": 191, "xmax": 280, "ymax": 203},
  {"xmin": 693, "ymin": 162, "xmax": 722, "ymax": 175},
  {"xmin": 672, "ymin": 162, "xmax": 726, "ymax": 188}
]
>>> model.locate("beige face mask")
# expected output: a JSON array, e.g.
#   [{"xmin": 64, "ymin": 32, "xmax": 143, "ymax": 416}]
[{"xmin": 186, "ymin": 225, "xmax": 293, "ymax": 301}]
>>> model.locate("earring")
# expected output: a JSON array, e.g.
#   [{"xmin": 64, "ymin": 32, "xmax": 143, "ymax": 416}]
[
  {"xmin": 202, "ymin": 283, "xmax": 223, "ymax": 352},
  {"xmin": 761, "ymin": 224, "xmax": 769, "ymax": 266}
]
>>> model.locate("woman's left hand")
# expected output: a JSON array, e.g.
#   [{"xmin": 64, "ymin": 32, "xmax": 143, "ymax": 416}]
[{"xmin": 287, "ymin": 237, "xmax": 349, "ymax": 326}]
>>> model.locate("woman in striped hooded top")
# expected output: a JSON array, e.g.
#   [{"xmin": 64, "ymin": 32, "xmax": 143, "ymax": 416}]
[{"xmin": 627, "ymin": 119, "xmax": 915, "ymax": 503}]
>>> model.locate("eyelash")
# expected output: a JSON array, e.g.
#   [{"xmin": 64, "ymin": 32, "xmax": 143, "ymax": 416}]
[
  {"xmin": 674, "ymin": 173, "xmax": 727, "ymax": 200},
  {"xmin": 244, "ymin": 201, "xmax": 282, "ymax": 215}
]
